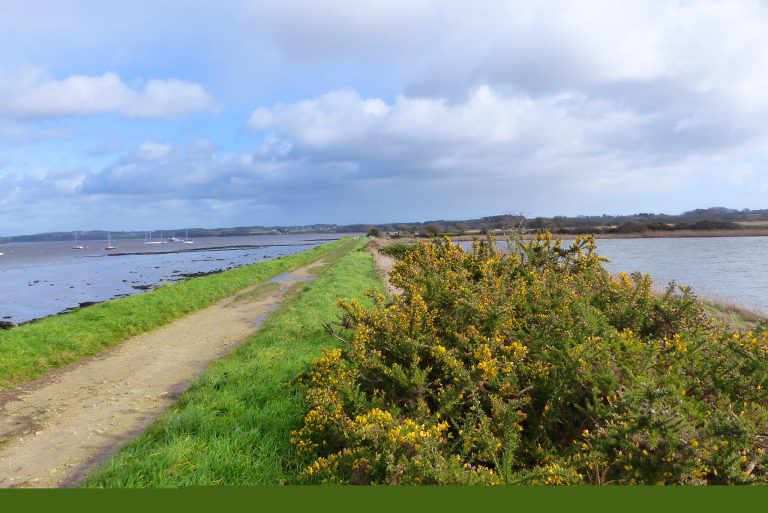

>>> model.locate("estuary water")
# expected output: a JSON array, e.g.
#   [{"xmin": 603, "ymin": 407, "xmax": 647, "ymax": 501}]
[
  {"xmin": 3, "ymin": 234, "xmax": 767, "ymax": 325},
  {"xmin": 461, "ymin": 236, "xmax": 768, "ymax": 313},
  {"xmin": 0, "ymin": 234, "xmax": 352, "ymax": 324},
  {"xmin": 596, "ymin": 237, "xmax": 768, "ymax": 311}
]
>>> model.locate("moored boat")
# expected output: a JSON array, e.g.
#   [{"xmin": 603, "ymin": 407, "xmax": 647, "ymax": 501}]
[
  {"xmin": 104, "ymin": 233, "xmax": 116, "ymax": 251},
  {"xmin": 72, "ymin": 232, "xmax": 84, "ymax": 250}
]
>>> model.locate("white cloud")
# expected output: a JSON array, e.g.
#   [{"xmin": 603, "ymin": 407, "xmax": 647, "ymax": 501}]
[
  {"xmin": 252, "ymin": 1, "xmax": 768, "ymax": 106},
  {"xmin": 137, "ymin": 142, "xmax": 172, "ymax": 161},
  {"xmin": 239, "ymin": 81, "xmax": 768, "ymax": 221},
  {"xmin": 246, "ymin": 85, "xmax": 710, "ymax": 179},
  {"xmin": 7, "ymin": 1, "xmax": 768, "ymax": 234},
  {"xmin": 1, "ymin": 71, "xmax": 216, "ymax": 119}
]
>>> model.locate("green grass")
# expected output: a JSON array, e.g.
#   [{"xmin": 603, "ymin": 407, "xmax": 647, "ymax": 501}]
[
  {"xmin": 0, "ymin": 238, "xmax": 355, "ymax": 390},
  {"xmin": 701, "ymin": 297, "xmax": 766, "ymax": 331},
  {"xmin": 84, "ymin": 239, "xmax": 382, "ymax": 487}
]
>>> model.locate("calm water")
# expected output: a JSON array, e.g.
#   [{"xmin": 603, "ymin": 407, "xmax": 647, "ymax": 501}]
[
  {"xmin": 4, "ymin": 235, "xmax": 767, "ymax": 325},
  {"xmin": 0, "ymin": 234, "xmax": 353, "ymax": 324},
  {"xmin": 460, "ymin": 236, "xmax": 768, "ymax": 313}
]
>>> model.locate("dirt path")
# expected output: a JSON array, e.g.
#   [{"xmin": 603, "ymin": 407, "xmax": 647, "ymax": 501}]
[
  {"xmin": 367, "ymin": 238, "xmax": 399, "ymax": 295},
  {"xmin": 0, "ymin": 260, "xmax": 328, "ymax": 488}
]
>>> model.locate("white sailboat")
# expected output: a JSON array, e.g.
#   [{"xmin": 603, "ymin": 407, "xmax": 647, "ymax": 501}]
[
  {"xmin": 104, "ymin": 233, "xmax": 116, "ymax": 251},
  {"xmin": 182, "ymin": 228, "xmax": 195, "ymax": 244},
  {"xmin": 144, "ymin": 231, "xmax": 167, "ymax": 245},
  {"xmin": 72, "ymin": 231, "xmax": 84, "ymax": 250}
]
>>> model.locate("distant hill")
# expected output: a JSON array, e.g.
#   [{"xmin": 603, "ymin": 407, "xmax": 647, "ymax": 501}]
[
  {"xmin": 3, "ymin": 207, "xmax": 768, "ymax": 242},
  {"xmin": 347, "ymin": 207, "xmax": 768, "ymax": 236},
  {"xmin": 0, "ymin": 224, "xmax": 342, "ymax": 243}
]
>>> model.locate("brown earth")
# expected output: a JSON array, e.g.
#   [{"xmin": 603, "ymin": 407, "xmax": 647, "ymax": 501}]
[
  {"xmin": 0, "ymin": 260, "xmax": 328, "ymax": 488},
  {"xmin": 367, "ymin": 238, "xmax": 398, "ymax": 295}
]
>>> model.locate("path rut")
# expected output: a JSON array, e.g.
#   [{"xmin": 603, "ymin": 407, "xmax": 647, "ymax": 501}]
[{"xmin": 0, "ymin": 260, "xmax": 326, "ymax": 488}]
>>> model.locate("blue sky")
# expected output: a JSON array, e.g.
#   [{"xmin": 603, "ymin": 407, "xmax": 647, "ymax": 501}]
[{"xmin": 2, "ymin": 1, "xmax": 768, "ymax": 235}]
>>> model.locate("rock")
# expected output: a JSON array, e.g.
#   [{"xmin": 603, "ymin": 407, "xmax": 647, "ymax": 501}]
[
  {"xmin": 0, "ymin": 320, "xmax": 16, "ymax": 330},
  {"xmin": 179, "ymin": 269, "xmax": 224, "ymax": 279}
]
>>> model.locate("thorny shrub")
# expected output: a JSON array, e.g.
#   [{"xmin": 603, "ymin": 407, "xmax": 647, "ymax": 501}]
[
  {"xmin": 292, "ymin": 234, "xmax": 768, "ymax": 484},
  {"xmin": 378, "ymin": 242, "xmax": 416, "ymax": 260}
]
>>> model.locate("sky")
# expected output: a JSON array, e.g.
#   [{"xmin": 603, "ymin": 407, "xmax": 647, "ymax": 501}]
[{"xmin": 2, "ymin": 1, "xmax": 768, "ymax": 235}]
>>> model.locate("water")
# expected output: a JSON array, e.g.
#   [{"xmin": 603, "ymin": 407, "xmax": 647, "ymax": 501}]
[
  {"xmin": 460, "ymin": 236, "xmax": 768, "ymax": 312},
  {"xmin": 0, "ymin": 234, "xmax": 354, "ymax": 324},
  {"xmin": 5, "ymin": 234, "xmax": 767, "ymax": 324},
  {"xmin": 596, "ymin": 237, "xmax": 768, "ymax": 311}
]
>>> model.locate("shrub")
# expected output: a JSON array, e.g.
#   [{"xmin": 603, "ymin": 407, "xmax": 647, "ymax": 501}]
[
  {"xmin": 682, "ymin": 220, "xmax": 741, "ymax": 231},
  {"xmin": 367, "ymin": 228, "xmax": 382, "ymax": 238},
  {"xmin": 614, "ymin": 221, "xmax": 648, "ymax": 234},
  {"xmin": 292, "ymin": 234, "xmax": 768, "ymax": 485},
  {"xmin": 378, "ymin": 242, "xmax": 415, "ymax": 260}
]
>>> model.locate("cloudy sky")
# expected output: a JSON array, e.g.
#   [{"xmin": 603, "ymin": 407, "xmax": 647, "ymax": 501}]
[{"xmin": 2, "ymin": 1, "xmax": 768, "ymax": 235}]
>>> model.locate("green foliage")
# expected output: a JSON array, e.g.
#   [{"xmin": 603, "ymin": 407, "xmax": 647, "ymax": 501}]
[
  {"xmin": 293, "ymin": 234, "xmax": 768, "ymax": 485},
  {"xmin": 368, "ymin": 227, "xmax": 382, "ymax": 238},
  {"xmin": 0, "ymin": 239, "xmax": 350, "ymax": 389},
  {"xmin": 84, "ymin": 238, "xmax": 382, "ymax": 487},
  {"xmin": 613, "ymin": 220, "xmax": 742, "ymax": 234},
  {"xmin": 378, "ymin": 242, "xmax": 415, "ymax": 260}
]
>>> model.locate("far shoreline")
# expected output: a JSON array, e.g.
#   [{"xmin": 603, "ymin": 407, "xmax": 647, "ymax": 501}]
[{"xmin": 439, "ymin": 228, "xmax": 768, "ymax": 241}]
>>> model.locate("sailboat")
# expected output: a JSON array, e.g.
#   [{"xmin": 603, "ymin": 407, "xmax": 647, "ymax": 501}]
[
  {"xmin": 72, "ymin": 232, "xmax": 84, "ymax": 250},
  {"xmin": 182, "ymin": 228, "xmax": 195, "ymax": 244},
  {"xmin": 144, "ymin": 231, "xmax": 166, "ymax": 245},
  {"xmin": 104, "ymin": 233, "xmax": 116, "ymax": 251}
]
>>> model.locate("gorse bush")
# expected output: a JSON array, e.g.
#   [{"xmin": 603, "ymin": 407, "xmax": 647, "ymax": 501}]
[
  {"xmin": 378, "ymin": 242, "xmax": 415, "ymax": 260},
  {"xmin": 292, "ymin": 234, "xmax": 768, "ymax": 485}
]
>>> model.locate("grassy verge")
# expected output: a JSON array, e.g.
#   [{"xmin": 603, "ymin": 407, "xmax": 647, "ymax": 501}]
[
  {"xmin": 84, "ymin": 239, "xmax": 382, "ymax": 487},
  {"xmin": 0, "ymin": 238, "xmax": 355, "ymax": 390},
  {"xmin": 701, "ymin": 297, "xmax": 766, "ymax": 331}
]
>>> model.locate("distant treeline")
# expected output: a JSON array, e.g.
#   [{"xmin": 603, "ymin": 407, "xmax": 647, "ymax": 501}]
[
  {"xmin": 555, "ymin": 219, "xmax": 743, "ymax": 235},
  {"xmin": 3, "ymin": 207, "xmax": 768, "ymax": 242},
  {"xmin": 358, "ymin": 207, "xmax": 768, "ymax": 235},
  {"xmin": 524, "ymin": 208, "xmax": 764, "ymax": 235},
  {"xmin": 0, "ymin": 225, "xmax": 341, "ymax": 243}
]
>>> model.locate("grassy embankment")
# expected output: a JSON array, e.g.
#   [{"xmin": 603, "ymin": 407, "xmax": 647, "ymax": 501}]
[
  {"xmin": 0, "ymin": 238, "xmax": 354, "ymax": 390},
  {"xmin": 701, "ymin": 298, "xmax": 766, "ymax": 331},
  {"xmin": 84, "ymin": 238, "xmax": 383, "ymax": 487}
]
